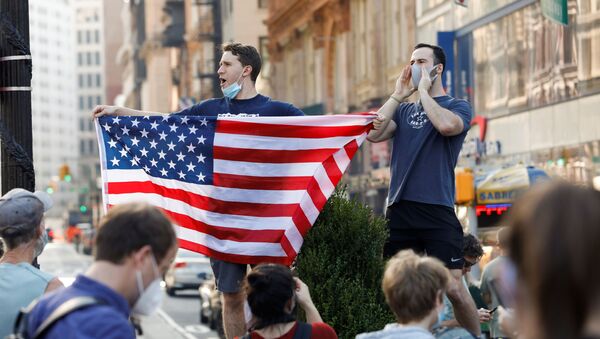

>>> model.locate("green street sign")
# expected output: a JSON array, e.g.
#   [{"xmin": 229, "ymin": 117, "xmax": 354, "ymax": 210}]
[{"xmin": 541, "ymin": 0, "xmax": 568, "ymax": 25}]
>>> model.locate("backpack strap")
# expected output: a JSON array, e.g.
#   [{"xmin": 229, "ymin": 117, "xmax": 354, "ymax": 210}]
[
  {"xmin": 33, "ymin": 296, "xmax": 100, "ymax": 338},
  {"xmin": 293, "ymin": 322, "xmax": 312, "ymax": 339}
]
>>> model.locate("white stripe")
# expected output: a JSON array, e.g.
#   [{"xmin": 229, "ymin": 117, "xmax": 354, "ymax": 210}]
[
  {"xmin": 105, "ymin": 169, "xmax": 305, "ymax": 204},
  {"xmin": 299, "ymin": 195, "xmax": 319, "ymax": 225},
  {"xmin": 313, "ymin": 165, "xmax": 335, "ymax": 198},
  {"xmin": 218, "ymin": 114, "xmax": 376, "ymax": 127},
  {"xmin": 214, "ymin": 159, "xmax": 320, "ymax": 177},
  {"xmin": 333, "ymin": 147, "xmax": 351, "ymax": 172},
  {"xmin": 284, "ymin": 226, "xmax": 304, "ymax": 254},
  {"xmin": 175, "ymin": 224, "xmax": 286, "ymax": 257},
  {"xmin": 107, "ymin": 193, "xmax": 292, "ymax": 230},
  {"xmin": 214, "ymin": 133, "xmax": 361, "ymax": 150}
]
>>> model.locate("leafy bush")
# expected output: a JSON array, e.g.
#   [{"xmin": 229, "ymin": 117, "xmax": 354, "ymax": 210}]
[{"xmin": 296, "ymin": 188, "xmax": 394, "ymax": 338}]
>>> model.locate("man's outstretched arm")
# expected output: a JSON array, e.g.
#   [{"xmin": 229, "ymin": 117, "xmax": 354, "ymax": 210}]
[{"xmin": 92, "ymin": 105, "xmax": 167, "ymax": 118}]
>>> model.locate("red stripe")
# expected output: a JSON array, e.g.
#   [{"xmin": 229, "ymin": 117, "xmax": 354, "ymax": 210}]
[
  {"xmin": 179, "ymin": 239, "xmax": 294, "ymax": 265},
  {"xmin": 291, "ymin": 207, "xmax": 312, "ymax": 237},
  {"xmin": 306, "ymin": 177, "xmax": 328, "ymax": 211},
  {"xmin": 214, "ymin": 146, "xmax": 337, "ymax": 163},
  {"xmin": 165, "ymin": 209, "xmax": 285, "ymax": 243},
  {"xmin": 280, "ymin": 235, "xmax": 298, "ymax": 261},
  {"xmin": 107, "ymin": 181, "xmax": 298, "ymax": 217},
  {"xmin": 213, "ymin": 173, "xmax": 312, "ymax": 190},
  {"xmin": 217, "ymin": 120, "xmax": 369, "ymax": 138}
]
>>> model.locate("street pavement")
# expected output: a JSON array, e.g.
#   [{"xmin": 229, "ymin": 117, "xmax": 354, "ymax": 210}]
[{"xmin": 157, "ymin": 289, "xmax": 220, "ymax": 339}]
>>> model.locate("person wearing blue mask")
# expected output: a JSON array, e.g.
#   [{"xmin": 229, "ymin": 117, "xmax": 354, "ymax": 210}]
[
  {"xmin": 92, "ymin": 42, "xmax": 304, "ymax": 339},
  {"xmin": 0, "ymin": 188, "xmax": 63, "ymax": 338},
  {"xmin": 92, "ymin": 42, "xmax": 304, "ymax": 119},
  {"xmin": 24, "ymin": 203, "xmax": 178, "ymax": 339},
  {"xmin": 367, "ymin": 43, "xmax": 479, "ymax": 336}
]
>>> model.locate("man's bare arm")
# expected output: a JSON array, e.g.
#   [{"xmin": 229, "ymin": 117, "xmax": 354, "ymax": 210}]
[{"xmin": 92, "ymin": 105, "xmax": 167, "ymax": 118}]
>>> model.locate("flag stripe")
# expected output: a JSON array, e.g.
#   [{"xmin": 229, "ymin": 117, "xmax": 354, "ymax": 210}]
[
  {"xmin": 213, "ymin": 173, "xmax": 312, "ymax": 190},
  {"xmin": 214, "ymin": 133, "xmax": 361, "ymax": 151},
  {"xmin": 217, "ymin": 120, "xmax": 371, "ymax": 138},
  {"xmin": 179, "ymin": 238, "xmax": 292, "ymax": 265},
  {"xmin": 217, "ymin": 115, "xmax": 374, "ymax": 127},
  {"xmin": 214, "ymin": 159, "xmax": 321, "ymax": 177},
  {"xmin": 213, "ymin": 146, "xmax": 337, "ymax": 163},
  {"xmin": 106, "ymin": 169, "xmax": 307, "ymax": 204},
  {"xmin": 107, "ymin": 181, "xmax": 299, "ymax": 217},
  {"xmin": 107, "ymin": 192, "xmax": 293, "ymax": 230}
]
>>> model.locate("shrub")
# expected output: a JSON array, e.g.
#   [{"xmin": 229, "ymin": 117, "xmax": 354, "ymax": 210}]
[{"xmin": 295, "ymin": 188, "xmax": 394, "ymax": 338}]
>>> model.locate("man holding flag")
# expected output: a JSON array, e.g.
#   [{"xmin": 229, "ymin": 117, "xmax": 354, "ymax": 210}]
[{"xmin": 93, "ymin": 42, "xmax": 371, "ymax": 338}]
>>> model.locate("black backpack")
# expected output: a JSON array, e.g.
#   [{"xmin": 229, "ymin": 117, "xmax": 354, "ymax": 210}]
[
  {"xmin": 8, "ymin": 297, "xmax": 101, "ymax": 339},
  {"xmin": 241, "ymin": 321, "xmax": 312, "ymax": 339}
]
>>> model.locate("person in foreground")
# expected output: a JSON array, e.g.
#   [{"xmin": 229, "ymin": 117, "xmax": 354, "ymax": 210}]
[
  {"xmin": 236, "ymin": 264, "xmax": 337, "ymax": 339},
  {"xmin": 507, "ymin": 182, "xmax": 600, "ymax": 339},
  {"xmin": 0, "ymin": 188, "xmax": 62, "ymax": 338},
  {"xmin": 25, "ymin": 203, "xmax": 178, "ymax": 338},
  {"xmin": 356, "ymin": 250, "xmax": 449, "ymax": 339}
]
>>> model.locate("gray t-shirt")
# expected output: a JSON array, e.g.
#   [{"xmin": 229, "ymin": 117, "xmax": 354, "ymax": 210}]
[
  {"xmin": 388, "ymin": 96, "xmax": 472, "ymax": 207},
  {"xmin": 356, "ymin": 324, "xmax": 435, "ymax": 339},
  {"xmin": 480, "ymin": 256, "xmax": 509, "ymax": 338}
]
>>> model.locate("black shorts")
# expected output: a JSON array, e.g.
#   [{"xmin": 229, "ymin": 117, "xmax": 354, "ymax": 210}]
[{"xmin": 384, "ymin": 200, "xmax": 464, "ymax": 270}]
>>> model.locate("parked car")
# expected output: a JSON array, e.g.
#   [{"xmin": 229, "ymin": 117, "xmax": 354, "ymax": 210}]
[
  {"xmin": 164, "ymin": 249, "xmax": 211, "ymax": 296},
  {"xmin": 198, "ymin": 278, "xmax": 224, "ymax": 338},
  {"xmin": 75, "ymin": 223, "xmax": 95, "ymax": 255}
]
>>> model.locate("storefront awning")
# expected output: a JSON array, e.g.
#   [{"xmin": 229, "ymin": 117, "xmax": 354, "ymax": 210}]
[{"xmin": 476, "ymin": 165, "xmax": 549, "ymax": 204}]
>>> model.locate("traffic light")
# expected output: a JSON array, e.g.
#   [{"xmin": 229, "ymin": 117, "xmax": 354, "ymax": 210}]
[
  {"xmin": 455, "ymin": 168, "xmax": 475, "ymax": 205},
  {"xmin": 59, "ymin": 164, "xmax": 71, "ymax": 182},
  {"xmin": 79, "ymin": 205, "xmax": 88, "ymax": 213}
]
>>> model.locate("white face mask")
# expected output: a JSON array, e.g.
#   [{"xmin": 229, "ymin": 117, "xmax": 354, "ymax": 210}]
[
  {"xmin": 33, "ymin": 226, "xmax": 49, "ymax": 258},
  {"xmin": 132, "ymin": 254, "xmax": 163, "ymax": 316},
  {"xmin": 411, "ymin": 63, "xmax": 440, "ymax": 89}
]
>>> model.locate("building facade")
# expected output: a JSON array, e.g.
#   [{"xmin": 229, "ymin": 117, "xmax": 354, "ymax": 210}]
[
  {"xmin": 29, "ymin": 0, "xmax": 78, "ymax": 218},
  {"xmin": 265, "ymin": 0, "xmax": 416, "ymax": 212}
]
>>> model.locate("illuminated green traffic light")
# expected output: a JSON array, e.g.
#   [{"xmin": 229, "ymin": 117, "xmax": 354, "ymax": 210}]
[
  {"xmin": 46, "ymin": 187, "xmax": 54, "ymax": 194},
  {"xmin": 64, "ymin": 174, "xmax": 72, "ymax": 182},
  {"xmin": 80, "ymin": 205, "xmax": 88, "ymax": 213}
]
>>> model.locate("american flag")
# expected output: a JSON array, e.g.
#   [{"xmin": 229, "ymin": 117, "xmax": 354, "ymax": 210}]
[{"xmin": 96, "ymin": 114, "xmax": 374, "ymax": 265}]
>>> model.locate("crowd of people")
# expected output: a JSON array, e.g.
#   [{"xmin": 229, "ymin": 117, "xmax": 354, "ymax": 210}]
[{"xmin": 2, "ymin": 39, "xmax": 600, "ymax": 339}]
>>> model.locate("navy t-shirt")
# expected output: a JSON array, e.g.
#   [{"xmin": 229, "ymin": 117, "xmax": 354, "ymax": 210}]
[
  {"xmin": 173, "ymin": 94, "xmax": 304, "ymax": 117},
  {"xmin": 27, "ymin": 275, "xmax": 134, "ymax": 339},
  {"xmin": 388, "ymin": 95, "xmax": 472, "ymax": 208}
]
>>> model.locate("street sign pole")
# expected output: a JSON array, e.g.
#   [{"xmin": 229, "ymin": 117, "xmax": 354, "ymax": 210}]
[{"xmin": 0, "ymin": 0, "xmax": 35, "ymax": 193}]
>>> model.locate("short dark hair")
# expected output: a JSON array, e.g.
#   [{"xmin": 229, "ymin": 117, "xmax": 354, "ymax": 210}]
[
  {"xmin": 95, "ymin": 203, "xmax": 176, "ymax": 264},
  {"xmin": 414, "ymin": 43, "xmax": 446, "ymax": 74},
  {"xmin": 222, "ymin": 42, "xmax": 262, "ymax": 82},
  {"xmin": 244, "ymin": 264, "xmax": 296, "ymax": 330},
  {"xmin": 463, "ymin": 233, "xmax": 484, "ymax": 258}
]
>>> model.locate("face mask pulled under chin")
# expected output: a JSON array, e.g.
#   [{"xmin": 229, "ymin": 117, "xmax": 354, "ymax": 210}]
[
  {"xmin": 221, "ymin": 69, "xmax": 245, "ymax": 99},
  {"xmin": 411, "ymin": 63, "xmax": 440, "ymax": 89},
  {"xmin": 132, "ymin": 254, "xmax": 163, "ymax": 316}
]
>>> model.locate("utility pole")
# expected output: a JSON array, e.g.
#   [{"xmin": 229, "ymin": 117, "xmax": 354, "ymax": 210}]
[{"xmin": 0, "ymin": 0, "xmax": 35, "ymax": 194}]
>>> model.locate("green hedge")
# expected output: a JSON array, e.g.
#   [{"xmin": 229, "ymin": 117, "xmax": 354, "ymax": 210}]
[{"xmin": 296, "ymin": 188, "xmax": 394, "ymax": 338}]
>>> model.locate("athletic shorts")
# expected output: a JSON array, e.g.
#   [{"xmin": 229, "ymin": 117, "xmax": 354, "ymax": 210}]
[
  {"xmin": 384, "ymin": 200, "xmax": 464, "ymax": 270},
  {"xmin": 210, "ymin": 258, "xmax": 248, "ymax": 293}
]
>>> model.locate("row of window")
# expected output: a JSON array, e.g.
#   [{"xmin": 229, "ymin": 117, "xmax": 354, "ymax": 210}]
[
  {"xmin": 78, "ymin": 73, "xmax": 102, "ymax": 88},
  {"xmin": 79, "ymin": 95, "xmax": 102, "ymax": 110},
  {"xmin": 77, "ymin": 30, "xmax": 101, "ymax": 44},
  {"xmin": 78, "ymin": 51, "xmax": 102, "ymax": 66}
]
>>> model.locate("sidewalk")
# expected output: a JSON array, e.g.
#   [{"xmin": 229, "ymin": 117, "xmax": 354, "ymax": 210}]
[{"xmin": 138, "ymin": 309, "xmax": 197, "ymax": 339}]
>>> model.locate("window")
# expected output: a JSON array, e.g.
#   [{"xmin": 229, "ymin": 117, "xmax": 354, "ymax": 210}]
[
  {"xmin": 87, "ymin": 74, "xmax": 93, "ymax": 87},
  {"xmin": 96, "ymin": 95, "xmax": 102, "ymax": 105},
  {"xmin": 79, "ymin": 96, "xmax": 85, "ymax": 109},
  {"xmin": 77, "ymin": 30, "xmax": 83, "ymax": 43},
  {"xmin": 86, "ymin": 30, "xmax": 91, "ymax": 43},
  {"xmin": 462, "ymin": 0, "xmax": 592, "ymax": 118},
  {"xmin": 77, "ymin": 52, "xmax": 83, "ymax": 66},
  {"xmin": 87, "ymin": 96, "xmax": 94, "ymax": 109},
  {"xmin": 86, "ymin": 52, "xmax": 92, "ymax": 65},
  {"xmin": 95, "ymin": 52, "xmax": 100, "ymax": 65},
  {"xmin": 78, "ymin": 74, "xmax": 85, "ymax": 88},
  {"xmin": 96, "ymin": 74, "xmax": 101, "ymax": 87},
  {"xmin": 95, "ymin": 30, "xmax": 100, "ymax": 43}
]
